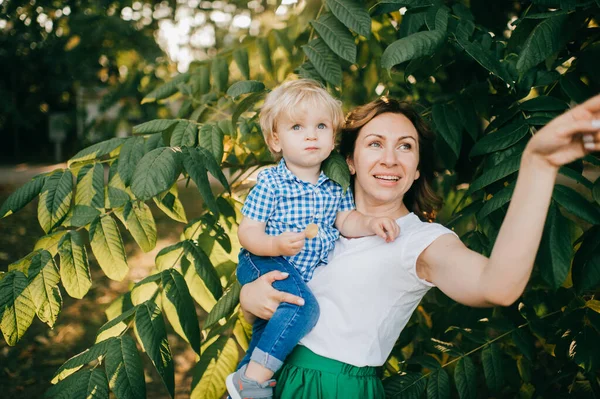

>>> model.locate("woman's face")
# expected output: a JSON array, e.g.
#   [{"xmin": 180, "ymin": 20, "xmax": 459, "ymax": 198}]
[{"xmin": 347, "ymin": 112, "xmax": 420, "ymax": 214}]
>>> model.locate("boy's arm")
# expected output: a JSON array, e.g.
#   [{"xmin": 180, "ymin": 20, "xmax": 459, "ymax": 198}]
[
  {"xmin": 335, "ymin": 210, "xmax": 400, "ymax": 242},
  {"xmin": 238, "ymin": 216, "xmax": 305, "ymax": 256}
]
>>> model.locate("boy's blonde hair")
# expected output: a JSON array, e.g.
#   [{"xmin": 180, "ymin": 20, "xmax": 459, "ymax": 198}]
[{"xmin": 259, "ymin": 79, "xmax": 344, "ymax": 160}]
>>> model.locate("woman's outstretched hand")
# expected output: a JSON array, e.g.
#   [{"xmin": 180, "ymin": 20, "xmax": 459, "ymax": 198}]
[
  {"xmin": 524, "ymin": 94, "xmax": 600, "ymax": 168},
  {"xmin": 239, "ymin": 270, "xmax": 305, "ymax": 323}
]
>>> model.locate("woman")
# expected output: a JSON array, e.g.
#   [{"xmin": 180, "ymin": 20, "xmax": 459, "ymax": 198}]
[{"xmin": 239, "ymin": 95, "xmax": 600, "ymax": 398}]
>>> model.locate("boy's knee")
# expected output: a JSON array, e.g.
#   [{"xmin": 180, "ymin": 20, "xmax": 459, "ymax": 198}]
[{"xmin": 301, "ymin": 292, "xmax": 320, "ymax": 329}]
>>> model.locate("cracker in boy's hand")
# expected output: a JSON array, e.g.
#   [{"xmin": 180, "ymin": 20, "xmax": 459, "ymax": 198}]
[{"xmin": 305, "ymin": 223, "xmax": 319, "ymax": 239}]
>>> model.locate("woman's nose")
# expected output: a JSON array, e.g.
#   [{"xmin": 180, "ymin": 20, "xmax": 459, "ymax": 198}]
[{"xmin": 380, "ymin": 148, "xmax": 398, "ymax": 165}]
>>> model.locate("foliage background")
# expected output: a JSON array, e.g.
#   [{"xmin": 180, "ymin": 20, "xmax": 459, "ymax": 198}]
[{"xmin": 1, "ymin": 0, "xmax": 600, "ymax": 398}]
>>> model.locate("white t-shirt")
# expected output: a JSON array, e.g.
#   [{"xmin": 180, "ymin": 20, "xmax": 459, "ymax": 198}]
[{"xmin": 300, "ymin": 212, "xmax": 456, "ymax": 367}]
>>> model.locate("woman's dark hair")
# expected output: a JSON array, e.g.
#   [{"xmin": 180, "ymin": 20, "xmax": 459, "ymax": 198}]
[{"xmin": 339, "ymin": 97, "xmax": 442, "ymax": 221}]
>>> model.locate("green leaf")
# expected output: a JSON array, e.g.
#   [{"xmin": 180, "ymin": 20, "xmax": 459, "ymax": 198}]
[
  {"xmin": 68, "ymin": 138, "xmax": 126, "ymax": 167},
  {"xmin": 34, "ymin": 230, "xmax": 69, "ymax": 257},
  {"xmin": 455, "ymin": 37, "xmax": 513, "ymax": 85},
  {"xmin": 560, "ymin": 73, "xmax": 593, "ymax": 104},
  {"xmin": 195, "ymin": 146, "xmax": 228, "ymax": 192},
  {"xmin": 478, "ymin": 183, "xmax": 515, "ymax": 219},
  {"xmin": 68, "ymin": 205, "xmax": 101, "ymax": 227},
  {"xmin": 0, "ymin": 175, "xmax": 45, "ymax": 218},
  {"xmin": 142, "ymin": 72, "xmax": 190, "ymax": 104},
  {"xmin": 46, "ymin": 369, "xmax": 109, "ymax": 399},
  {"xmin": 211, "ymin": 57, "xmax": 229, "ymax": 93},
  {"xmin": 51, "ymin": 338, "xmax": 114, "ymax": 383},
  {"xmin": 516, "ymin": 15, "xmax": 568, "ymax": 73},
  {"xmin": 118, "ymin": 136, "xmax": 146, "ymax": 187},
  {"xmin": 198, "ymin": 124, "xmax": 225, "ymax": 163},
  {"xmin": 38, "ymin": 170, "xmax": 73, "ymax": 233},
  {"xmin": 153, "ymin": 184, "xmax": 188, "ymax": 223},
  {"xmin": 381, "ymin": 30, "xmax": 445, "ymax": 69},
  {"xmin": 302, "ymin": 38, "xmax": 342, "ymax": 87},
  {"xmin": 383, "ymin": 371, "xmax": 427, "ymax": 398},
  {"xmin": 131, "ymin": 147, "xmax": 183, "ymax": 201},
  {"xmin": 326, "ymin": 0, "xmax": 371, "ymax": 37},
  {"xmin": 427, "ymin": 368, "xmax": 451, "ymax": 399},
  {"xmin": 89, "ymin": 215, "xmax": 129, "ymax": 281},
  {"xmin": 232, "ymin": 91, "xmax": 265, "ymax": 130},
  {"xmin": 454, "ymin": 357, "xmax": 477, "ymax": 399},
  {"xmin": 552, "ymin": 184, "xmax": 600, "ymax": 225},
  {"xmin": 8, "ymin": 249, "xmax": 43, "ymax": 276},
  {"xmin": 256, "ymin": 37, "xmax": 274, "ymax": 76},
  {"xmin": 0, "ymin": 271, "xmax": 36, "ymax": 346},
  {"xmin": 233, "ymin": 48, "xmax": 250, "ymax": 80},
  {"xmin": 538, "ymin": 202, "xmax": 572, "ymax": 290},
  {"xmin": 133, "ymin": 119, "xmax": 179, "ymax": 135},
  {"xmin": 105, "ymin": 335, "xmax": 147, "ymax": 399},
  {"xmin": 456, "ymin": 98, "xmax": 479, "ymax": 142},
  {"xmin": 468, "ymin": 152, "xmax": 522, "ymax": 194},
  {"xmin": 426, "ymin": 5, "xmax": 449, "ymax": 32},
  {"xmin": 482, "ymin": 344, "xmax": 504, "ymax": 393},
  {"xmin": 520, "ymin": 96, "xmax": 569, "ymax": 112},
  {"xmin": 27, "ymin": 250, "xmax": 62, "ymax": 327},
  {"xmin": 594, "ymin": 176, "xmax": 600, "ymax": 206},
  {"xmin": 559, "ymin": 166, "xmax": 593, "ymax": 190},
  {"xmin": 183, "ymin": 256, "xmax": 218, "ymax": 312},
  {"xmin": 170, "ymin": 120, "xmax": 198, "ymax": 147},
  {"xmin": 161, "ymin": 269, "xmax": 201, "ymax": 354},
  {"xmin": 226, "ymin": 80, "xmax": 266, "ymax": 100},
  {"xmin": 156, "ymin": 242, "xmax": 185, "ymax": 271},
  {"xmin": 116, "ymin": 201, "xmax": 157, "ymax": 252},
  {"xmin": 183, "ymin": 240, "xmax": 223, "ymax": 300},
  {"xmin": 190, "ymin": 335, "xmax": 238, "ymax": 399},
  {"xmin": 433, "ymin": 103, "xmax": 463, "ymax": 161},
  {"xmin": 135, "ymin": 301, "xmax": 175, "ymax": 398},
  {"xmin": 470, "ymin": 121, "xmax": 529, "ymax": 157},
  {"xmin": 572, "ymin": 227, "xmax": 600, "ymax": 294},
  {"xmin": 182, "ymin": 147, "xmax": 220, "ymax": 216},
  {"xmin": 96, "ymin": 306, "xmax": 138, "ymax": 343},
  {"xmin": 75, "ymin": 163, "xmax": 104, "ymax": 209},
  {"xmin": 204, "ymin": 281, "xmax": 240, "ymax": 329},
  {"xmin": 311, "ymin": 13, "xmax": 357, "ymax": 63},
  {"xmin": 322, "ymin": 151, "xmax": 351, "ymax": 193},
  {"xmin": 106, "ymin": 160, "xmax": 131, "ymax": 209}
]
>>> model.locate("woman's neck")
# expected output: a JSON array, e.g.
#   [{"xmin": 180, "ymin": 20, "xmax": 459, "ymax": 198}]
[{"xmin": 354, "ymin": 197, "xmax": 410, "ymax": 220}]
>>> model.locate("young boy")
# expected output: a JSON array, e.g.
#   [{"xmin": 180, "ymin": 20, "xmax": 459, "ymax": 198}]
[{"xmin": 226, "ymin": 79, "xmax": 400, "ymax": 399}]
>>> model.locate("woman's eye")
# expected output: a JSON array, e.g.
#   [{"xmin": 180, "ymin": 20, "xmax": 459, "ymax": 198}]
[
  {"xmin": 369, "ymin": 141, "xmax": 382, "ymax": 148},
  {"xmin": 399, "ymin": 143, "xmax": 412, "ymax": 150},
  {"xmin": 292, "ymin": 124, "xmax": 301, "ymax": 131},
  {"xmin": 317, "ymin": 123, "xmax": 327, "ymax": 129}
]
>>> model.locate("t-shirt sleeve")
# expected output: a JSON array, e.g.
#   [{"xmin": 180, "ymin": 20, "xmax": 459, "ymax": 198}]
[
  {"xmin": 403, "ymin": 222, "xmax": 457, "ymax": 288},
  {"xmin": 337, "ymin": 187, "xmax": 355, "ymax": 212},
  {"xmin": 241, "ymin": 170, "xmax": 277, "ymax": 222}
]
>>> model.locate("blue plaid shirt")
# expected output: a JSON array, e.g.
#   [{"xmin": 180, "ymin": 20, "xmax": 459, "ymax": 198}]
[{"xmin": 242, "ymin": 159, "xmax": 355, "ymax": 281}]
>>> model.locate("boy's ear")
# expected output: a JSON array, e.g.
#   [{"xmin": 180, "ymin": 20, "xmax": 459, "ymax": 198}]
[{"xmin": 270, "ymin": 132, "xmax": 282, "ymax": 153}]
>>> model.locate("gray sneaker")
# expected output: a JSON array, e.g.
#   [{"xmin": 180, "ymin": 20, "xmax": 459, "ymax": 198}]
[{"xmin": 225, "ymin": 364, "xmax": 276, "ymax": 399}]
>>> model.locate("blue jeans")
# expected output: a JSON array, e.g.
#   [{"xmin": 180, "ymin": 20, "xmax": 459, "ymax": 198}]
[{"xmin": 236, "ymin": 249, "xmax": 320, "ymax": 373}]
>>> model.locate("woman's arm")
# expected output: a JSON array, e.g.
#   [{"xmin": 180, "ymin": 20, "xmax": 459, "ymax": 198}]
[
  {"xmin": 419, "ymin": 94, "xmax": 600, "ymax": 307},
  {"xmin": 239, "ymin": 270, "xmax": 305, "ymax": 322}
]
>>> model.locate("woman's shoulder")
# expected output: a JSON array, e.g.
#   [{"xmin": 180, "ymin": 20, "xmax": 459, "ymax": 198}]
[{"xmin": 399, "ymin": 213, "xmax": 455, "ymax": 244}]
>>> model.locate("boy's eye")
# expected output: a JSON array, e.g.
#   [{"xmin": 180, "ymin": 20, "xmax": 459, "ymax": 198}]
[
  {"xmin": 317, "ymin": 123, "xmax": 327, "ymax": 129},
  {"xmin": 292, "ymin": 124, "xmax": 301, "ymax": 131}
]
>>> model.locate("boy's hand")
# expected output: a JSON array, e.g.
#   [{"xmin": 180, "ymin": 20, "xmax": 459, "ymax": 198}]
[
  {"xmin": 368, "ymin": 217, "xmax": 400, "ymax": 242},
  {"xmin": 274, "ymin": 231, "xmax": 305, "ymax": 256}
]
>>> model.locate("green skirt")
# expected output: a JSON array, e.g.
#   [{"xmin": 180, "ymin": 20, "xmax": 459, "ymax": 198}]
[{"xmin": 274, "ymin": 346, "xmax": 385, "ymax": 399}]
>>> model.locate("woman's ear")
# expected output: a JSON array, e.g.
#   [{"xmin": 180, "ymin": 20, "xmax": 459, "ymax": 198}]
[
  {"xmin": 415, "ymin": 170, "xmax": 420, "ymax": 180},
  {"xmin": 346, "ymin": 157, "xmax": 356, "ymax": 175}
]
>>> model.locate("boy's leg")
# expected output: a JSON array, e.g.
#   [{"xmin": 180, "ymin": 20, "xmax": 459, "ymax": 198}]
[{"xmin": 245, "ymin": 254, "xmax": 320, "ymax": 380}]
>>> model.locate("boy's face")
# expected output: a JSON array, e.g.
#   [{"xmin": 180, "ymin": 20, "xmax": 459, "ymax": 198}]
[{"xmin": 271, "ymin": 104, "xmax": 335, "ymax": 176}]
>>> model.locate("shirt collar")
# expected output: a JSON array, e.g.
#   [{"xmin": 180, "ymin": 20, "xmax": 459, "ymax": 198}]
[{"xmin": 276, "ymin": 159, "xmax": 329, "ymax": 186}]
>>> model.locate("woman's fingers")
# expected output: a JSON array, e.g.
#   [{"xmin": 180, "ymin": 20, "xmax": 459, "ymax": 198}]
[
  {"xmin": 277, "ymin": 291, "xmax": 305, "ymax": 306},
  {"xmin": 262, "ymin": 270, "xmax": 290, "ymax": 283}
]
